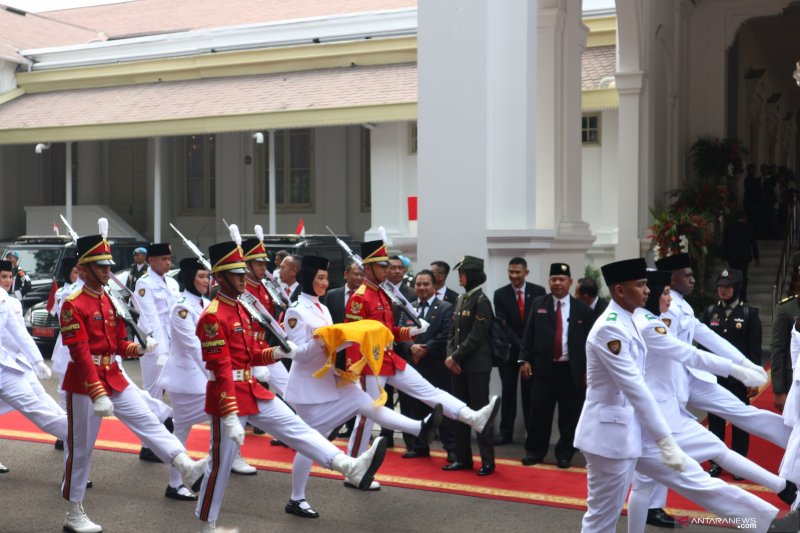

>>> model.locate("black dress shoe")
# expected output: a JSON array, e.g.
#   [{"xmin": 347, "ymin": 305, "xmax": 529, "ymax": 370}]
[
  {"xmin": 86, "ymin": 480, "xmax": 93, "ymax": 489},
  {"xmin": 733, "ymin": 475, "xmax": 745, "ymax": 481},
  {"xmin": 446, "ymin": 451, "xmax": 457, "ymax": 463},
  {"xmin": 708, "ymin": 462, "xmax": 722, "ymax": 477},
  {"xmin": 521, "ymin": 455, "xmax": 544, "ymax": 466},
  {"xmin": 779, "ymin": 480, "xmax": 798, "ymax": 505},
  {"xmin": 442, "ymin": 461, "xmax": 473, "ymax": 471},
  {"xmin": 494, "ymin": 435, "xmax": 512, "ymax": 446},
  {"xmin": 191, "ymin": 474, "xmax": 204, "ymax": 494},
  {"xmin": 0, "ymin": 463, "xmax": 7, "ymax": 474},
  {"xmin": 253, "ymin": 427, "xmax": 266, "ymax": 435},
  {"xmin": 285, "ymin": 499, "xmax": 319, "ymax": 518},
  {"xmin": 477, "ymin": 464, "xmax": 495, "ymax": 476},
  {"xmin": 139, "ymin": 447, "xmax": 163, "ymax": 463},
  {"xmin": 54, "ymin": 439, "xmax": 64, "ymax": 451},
  {"xmin": 163, "ymin": 416, "xmax": 174, "ymax": 433},
  {"xmin": 556, "ymin": 458, "xmax": 571, "ymax": 469},
  {"xmin": 165, "ymin": 484, "xmax": 197, "ymax": 501},
  {"xmin": 402, "ymin": 450, "xmax": 431, "ymax": 459},
  {"xmin": 646, "ymin": 508, "xmax": 682, "ymax": 529}
]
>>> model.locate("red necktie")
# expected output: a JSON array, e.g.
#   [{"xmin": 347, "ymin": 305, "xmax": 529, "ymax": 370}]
[
  {"xmin": 553, "ymin": 300, "xmax": 563, "ymax": 361},
  {"xmin": 285, "ymin": 287, "xmax": 291, "ymax": 296},
  {"xmin": 346, "ymin": 289, "xmax": 353, "ymax": 304},
  {"xmin": 517, "ymin": 290, "xmax": 525, "ymax": 320},
  {"xmin": 315, "ymin": 302, "xmax": 323, "ymax": 312}
]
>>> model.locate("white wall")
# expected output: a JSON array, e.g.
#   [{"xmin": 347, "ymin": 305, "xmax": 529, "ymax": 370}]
[{"xmin": 581, "ymin": 108, "xmax": 619, "ymax": 251}]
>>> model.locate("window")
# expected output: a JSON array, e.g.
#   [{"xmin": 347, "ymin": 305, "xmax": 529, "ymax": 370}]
[
  {"xmin": 180, "ymin": 135, "xmax": 216, "ymax": 213},
  {"xmin": 256, "ymin": 129, "xmax": 314, "ymax": 212},
  {"xmin": 582, "ymin": 113, "xmax": 601, "ymax": 145},
  {"xmin": 361, "ymin": 127, "xmax": 371, "ymax": 212}
]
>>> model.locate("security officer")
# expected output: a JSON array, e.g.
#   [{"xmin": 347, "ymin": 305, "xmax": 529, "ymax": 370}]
[
  {"xmin": 134, "ymin": 243, "xmax": 179, "ymax": 462},
  {"xmin": 702, "ymin": 268, "xmax": 762, "ymax": 476},
  {"xmin": 5, "ymin": 250, "xmax": 31, "ymax": 299},
  {"xmin": 126, "ymin": 247, "xmax": 148, "ymax": 292},
  {"xmin": 58, "ymin": 228, "xmax": 204, "ymax": 533},
  {"xmin": 772, "ymin": 272, "xmax": 800, "ymax": 413}
]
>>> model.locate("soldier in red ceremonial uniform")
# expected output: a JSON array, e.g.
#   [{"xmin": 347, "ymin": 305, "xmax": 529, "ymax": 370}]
[
  {"xmin": 345, "ymin": 240, "xmax": 501, "ymax": 478},
  {"xmin": 59, "ymin": 229, "xmax": 205, "ymax": 533},
  {"xmin": 194, "ymin": 240, "xmax": 388, "ymax": 533}
]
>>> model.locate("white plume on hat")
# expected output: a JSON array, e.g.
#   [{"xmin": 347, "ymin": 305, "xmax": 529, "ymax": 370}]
[
  {"xmin": 98, "ymin": 218, "xmax": 109, "ymax": 239},
  {"xmin": 229, "ymin": 223, "xmax": 242, "ymax": 246},
  {"xmin": 254, "ymin": 224, "xmax": 264, "ymax": 242},
  {"xmin": 378, "ymin": 225, "xmax": 388, "ymax": 244}
]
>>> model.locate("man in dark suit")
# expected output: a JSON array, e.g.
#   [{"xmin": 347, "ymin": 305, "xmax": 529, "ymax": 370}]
[
  {"xmin": 396, "ymin": 270, "xmax": 456, "ymax": 460},
  {"xmin": 492, "ymin": 257, "xmax": 545, "ymax": 445},
  {"xmin": 388, "ymin": 256, "xmax": 416, "ymax": 302},
  {"xmin": 575, "ymin": 277, "xmax": 608, "ymax": 319},
  {"xmin": 323, "ymin": 259, "xmax": 364, "ymax": 324},
  {"xmin": 520, "ymin": 263, "xmax": 594, "ymax": 468},
  {"xmin": 279, "ymin": 254, "xmax": 302, "ymax": 302},
  {"xmin": 430, "ymin": 260, "xmax": 459, "ymax": 304}
]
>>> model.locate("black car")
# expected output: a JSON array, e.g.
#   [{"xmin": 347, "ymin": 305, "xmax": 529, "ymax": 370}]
[
  {"xmin": 2, "ymin": 235, "xmax": 147, "ymax": 311},
  {"xmin": 259, "ymin": 233, "xmax": 361, "ymax": 289}
]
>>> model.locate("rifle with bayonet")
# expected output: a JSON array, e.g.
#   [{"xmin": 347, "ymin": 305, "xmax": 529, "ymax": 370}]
[
  {"xmin": 169, "ymin": 223, "xmax": 212, "ymax": 271},
  {"xmin": 325, "ymin": 225, "xmax": 422, "ymax": 327},
  {"xmin": 239, "ymin": 291, "xmax": 291, "ymax": 352}
]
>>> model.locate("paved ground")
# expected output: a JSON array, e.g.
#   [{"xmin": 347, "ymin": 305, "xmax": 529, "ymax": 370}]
[{"xmin": 0, "ymin": 360, "xmax": 728, "ymax": 533}]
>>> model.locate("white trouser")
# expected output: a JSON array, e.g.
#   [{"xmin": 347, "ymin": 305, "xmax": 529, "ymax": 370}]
[
  {"xmin": 648, "ymin": 376, "xmax": 791, "ymax": 509},
  {"xmin": 580, "ymin": 452, "xmax": 637, "ymax": 533},
  {"xmin": 347, "ymin": 365, "xmax": 467, "ymax": 456},
  {"xmin": 139, "ymin": 352, "xmax": 166, "ymax": 401},
  {"xmin": 0, "ymin": 366, "xmax": 66, "ymax": 440},
  {"xmin": 631, "ymin": 440, "xmax": 778, "ymax": 533},
  {"xmin": 266, "ymin": 362, "xmax": 289, "ymax": 397},
  {"xmin": 167, "ymin": 392, "xmax": 209, "ymax": 489},
  {"xmin": 61, "ymin": 384, "xmax": 185, "ymax": 503},
  {"xmin": 195, "ymin": 398, "xmax": 342, "ymax": 524},
  {"xmin": 290, "ymin": 383, "xmax": 423, "ymax": 500},
  {"xmin": 630, "ymin": 422, "xmax": 785, "ymax": 533}
]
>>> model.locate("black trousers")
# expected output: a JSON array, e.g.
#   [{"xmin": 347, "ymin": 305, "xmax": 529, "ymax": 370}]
[
  {"xmin": 708, "ymin": 376, "xmax": 751, "ymax": 457},
  {"xmin": 451, "ymin": 371, "xmax": 494, "ymax": 466},
  {"xmin": 497, "ymin": 356, "xmax": 531, "ymax": 440},
  {"xmin": 525, "ymin": 363, "xmax": 584, "ymax": 461},
  {"xmin": 399, "ymin": 370, "xmax": 456, "ymax": 453}
]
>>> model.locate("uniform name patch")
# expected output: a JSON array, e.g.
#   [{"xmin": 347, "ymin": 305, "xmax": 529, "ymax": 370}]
[
  {"xmin": 201, "ymin": 340, "xmax": 226, "ymax": 348},
  {"xmin": 607, "ymin": 340, "xmax": 621, "ymax": 354},
  {"xmin": 61, "ymin": 323, "xmax": 81, "ymax": 333}
]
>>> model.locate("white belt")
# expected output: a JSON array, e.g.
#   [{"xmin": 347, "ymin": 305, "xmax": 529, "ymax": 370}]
[{"xmin": 208, "ymin": 368, "xmax": 252, "ymax": 382}]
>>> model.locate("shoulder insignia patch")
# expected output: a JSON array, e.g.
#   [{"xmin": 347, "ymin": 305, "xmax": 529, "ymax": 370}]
[
  {"xmin": 203, "ymin": 321, "xmax": 219, "ymax": 338},
  {"xmin": 350, "ymin": 301, "xmax": 363, "ymax": 315},
  {"xmin": 780, "ymin": 295, "xmax": 798, "ymax": 304},
  {"xmin": 606, "ymin": 312, "xmax": 617, "ymax": 322},
  {"xmin": 61, "ymin": 307, "xmax": 74, "ymax": 322},
  {"xmin": 207, "ymin": 300, "xmax": 219, "ymax": 314},
  {"xmin": 139, "ymin": 288, "xmax": 146, "ymax": 297},
  {"xmin": 655, "ymin": 326, "xmax": 667, "ymax": 334},
  {"xmin": 662, "ymin": 318, "xmax": 672, "ymax": 327},
  {"xmin": 607, "ymin": 339, "xmax": 621, "ymax": 354},
  {"xmin": 287, "ymin": 318, "xmax": 297, "ymax": 328},
  {"xmin": 177, "ymin": 296, "xmax": 185, "ymax": 304},
  {"xmin": 178, "ymin": 309, "xmax": 188, "ymax": 319},
  {"xmin": 355, "ymin": 284, "xmax": 367, "ymax": 296},
  {"xmin": 644, "ymin": 313, "xmax": 657, "ymax": 321},
  {"xmin": 67, "ymin": 289, "xmax": 83, "ymax": 301}
]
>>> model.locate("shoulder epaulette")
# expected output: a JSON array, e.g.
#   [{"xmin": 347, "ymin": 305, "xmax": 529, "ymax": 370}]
[
  {"xmin": 67, "ymin": 289, "xmax": 83, "ymax": 301},
  {"xmin": 140, "ymin": 273, "xmax": 149, "ymax": 279},
  {"xmin": 177, "ymin": 296, "xmax": 185, "ymax": 304},
  {"xmin": 780, "ymin": 295, "xmax": 798, "ymax": 305},
  {"xmin": 290, "ymin": 301, "xmax": 299, "ymax": 308},
  {"xmin": 644, "ymin": 313, "xmax": 657, "ymax": 321},
  {"xmin": 207, "ymin": 300, "xmax": 219, "ymax": 314},
  {"xmin": 605, "ymin": 311, "xmax": 618, "ymax": 322},
  {"xmin": 355, "ymin": 284, "xmax": 367, "ymax": 297}
]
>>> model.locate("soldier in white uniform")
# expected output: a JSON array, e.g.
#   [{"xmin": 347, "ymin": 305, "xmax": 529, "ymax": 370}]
[
  {"xmin": 134, "ymin": 242, "xmax": 179, "ymax": 462},
  {"xmin": 643, "ymin": 253, "xmax": 791, "ymax": 524},
  {"xmin": 574, "ymin": 258, "xmax": 689, "ymax": 533},
  {"xmin": 780, "ymin": 322, "xmax": 800, "ymax": 497},
  {"xmin": 626, "ymin": 270, "xmax": 785, "ymax": 533},
  {"xmin": 282, "ymin": 256, "xmax": 442, "ymax": 518}
]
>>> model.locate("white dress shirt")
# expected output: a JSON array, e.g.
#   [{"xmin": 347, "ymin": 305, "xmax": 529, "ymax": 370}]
[{"xmin": 554, "ymin": 294, "xmax": 570, "ymax": 362}]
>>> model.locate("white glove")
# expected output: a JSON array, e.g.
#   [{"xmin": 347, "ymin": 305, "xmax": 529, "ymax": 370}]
[
  {"xmin": 222, "ymin": 414, "xmax": 244, "ymax": 446},
  {"xmin": 273, "ymin": 341, "xmax": 298, "ymax": 360},
  {"xmin": 729, "ymin": 364, "xmax": 767, "ymax": 387},
  {"xmin": 655, "ymin": 434, "xmax": 688, "ymax": 472},
  {"xmin": 93, "ymin": 395, "xmax": 114, "ymax": 417},
  {"xmin": 34, "ymin": 361, "xmax": 52, "ymax": 380},
  {"xmin": 741, "ymin": 358, "xmax": 768, "ymax": 381},
  {"xmin": 252, "ymin": 365, "xmax": 271, "ymax": 382},
  {"xmin": 409, "ymin": 319, "xmax": 430, "ymax": 336},
  {"xmin": 136, "ymin": 336, "xmax": 159, "ymax": 355}
]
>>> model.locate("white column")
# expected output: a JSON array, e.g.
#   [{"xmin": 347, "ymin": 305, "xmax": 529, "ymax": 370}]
[
  {"xmin": 153, "ymin": 137, "xmax": 161, "ymax": 242},
  {"xmin": 65, "ymin": 141, "xmax": 73, "ymax": 224},
  {"xmin": 615, "ymin": 71, "xmax": 644, "ymax": 259},
  {"xmin": 268, "ymin": 129, "xmax": 277, "ymax": 234}
]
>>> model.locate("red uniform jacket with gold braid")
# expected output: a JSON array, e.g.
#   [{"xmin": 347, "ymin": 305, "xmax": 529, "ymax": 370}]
[
  {"xmin": 244, "ymin": 276, "xmax": 275, "ymax": 316},
  {"xmin": 345, "ymin": 279, "xmax": 412, "ymax": 376},
  {"xmin": 196, "ymin": 291, "xmax": 279, "ymax": 417},
  {"xmin": 59, "ymin": 287, "xmax": 140, "ymax": 400}
]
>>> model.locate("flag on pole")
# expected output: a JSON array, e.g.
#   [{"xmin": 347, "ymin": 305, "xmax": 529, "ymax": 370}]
[
  {"xmin": 295, "ymin": 218, "xmax": 305, "ymax": 237},
  {"xmin": 53, "ymin": 221, "xmax": 59, "ymax": 235},
  {"xmin": 46, "ymin": 278, "xmax": 58, "ymax": 315}
]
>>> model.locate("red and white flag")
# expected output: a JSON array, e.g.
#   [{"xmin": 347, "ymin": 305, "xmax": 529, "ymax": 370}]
[
  {"xmin": 295, "ymin": 218, "xmax": 306, "ymax": 237},
  {"xmin": 53, "ymin": 221, "xmax": 59, "ymax": 235},
  {"xmin": 46, "ymin": 278, "xmax": 58, "ymax": 315}
]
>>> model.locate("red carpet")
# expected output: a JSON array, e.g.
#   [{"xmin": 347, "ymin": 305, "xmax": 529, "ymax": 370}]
[{"xmin": 0, "ymin": 382, "xmax": 791, "ymax": 520}]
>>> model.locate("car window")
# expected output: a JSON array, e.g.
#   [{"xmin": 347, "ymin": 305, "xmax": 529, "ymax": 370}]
[{"xmin": 3, "ymin": 248, "xmax": 62, "ymax": 280}]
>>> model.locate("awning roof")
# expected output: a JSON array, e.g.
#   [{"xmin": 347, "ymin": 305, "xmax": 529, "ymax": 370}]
[{"xmin": 0, "ymin": 62, "xmax": 417, "ymax": 144}]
